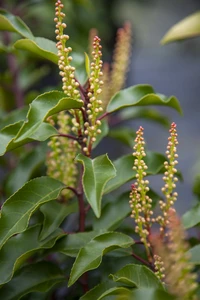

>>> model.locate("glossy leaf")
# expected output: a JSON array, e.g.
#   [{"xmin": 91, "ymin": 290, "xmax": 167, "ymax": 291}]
[
  {"xmin": 14, "ymin": 37, "xmax": 58, "ymax": 64},
  {"xmin": 53, "ymin": 231, "xmax": 100, "ymax": 257},
  {"xmin": 0, "ymin": 225, "xmax": 64, "ymax": 285},
  {"xmin": 0, "ymin": 9, "xmax": 33, "ymax": 39},
  {"xmin": 39, "ymin": 200, "xmax": 78, "ymax": 240},
  {"xmin": 110, "ymin": 264, "xmax": 164, "ymax": 290},
  {"xmin": 0, "ymin": 176, "xmax": 65, "ymax": 249},
  {"xmin": 96, "ymin": 287, "xmax": 133, "ymax": 299},
  {"xmin": 0, "ymin": 91, "xmax": 83, "ymax": 155},
  {"xmin": 107, "ymin": 84, "xmax": 182, "ymax": 114},
  {"xmin": 5, "ymin": 144, "xmax": 48, "ymax": 197},
  {"xmin": 120, "ymin": 107, "xmax": 170, "ymax": 127},
  {"xmin": 0, "ymin": 261, "xmax": 65, "ymax": 300},
  {"xmin": 68, "ymin": 232, "xmax": 133, "ymax": 286},
  {"xmin": 182, "ymin": 203, "xmax": 200, "ymax": 229},
  {"xmin": 104, "ymin": 151, "xmax": 165, "ymax": 194},
  {"xmin": 188, "ymin": 244, "xmax": 200, "ymax": 265},
  {"xmin": 76, "ymin": 154, "xmax": 116, "ymax": 217},
  {"xmin": 161, "ymin": 11, "xmax": 200, "ymax": 44},
  {"xmin": 108, "ymin": 127, "xmax": 136, "ymax": 148}
]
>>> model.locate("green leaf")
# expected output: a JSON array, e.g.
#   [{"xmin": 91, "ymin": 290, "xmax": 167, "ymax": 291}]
[
  {"xmin": 108, "ymin": 127, "xmax": 136, "ymax": 148},
  {"xmin": 0, "ymin": 9, "xmax": 33, "ymax": 39},
  {"xmin": 14, "ymin": 37, "xmax": 58, "ymax": 64},
  {"xmin": 161, "ymin": 11, "xmax": 200, "ymax": 44},
  {"xmin": 104, "ymin": 151, "xmax": 165, "ymax": 194},
  {"xmin": 92, "ymin": 119, "xmax": 109, "ymax": 149},
  {"xmin": 76, "ymin": 154, "xmax": 116, "ymax": 218},
  {"xmin": 96, "ymin": 287, "xmax": 133, "ymax": 299},
  {"xmin": 120, "ymin": 107, "xmax": 170, "ymax": 128},
  {"xmin": 0, "ymin": 261, "xmax": 65, "ymax": 300},
  {"xmin": 107, "ymin": 84, "xmax": 182, "ymax": 115},
  {"xmin": 110, "ymin": 264, "xmax": 164, "ymax": 290},
  {"xmin": 80, "ymin": 281, "xmax": 120, "ymax": 300},
  {"xmin": 132, "ymin": 288, "xmax": 175, "ymax": 300},
  {"xmin": 39, "ymin": 200, "xmax": 78, "ymax": 240},
  {"xmin": 182, "ymin": 203, "xmax": 200, "ymax": 229},
  {"xmin": 188, "ymin": 244, "xmax": 200, "ymax": 264},
  {"xmin": 5, "ymin": 144, "xmax": 48, "ymax": 197},
  {"xmin": 68, "ymin": 231, "xmax": 133, "ymax": 286},
  {"xmin": 0, "ymin": 225, "xmax": 64, "ymax": 285},
  {"xmin": 193, "ymin": 175, "xmax": 200, "ymax": 201},
  {"xmin": 0, "ymin": 176, "xmax": 65, "ymax": 249},
  {"xmin": 52, "ymin": 231, "xmax": 100, "ymax": 257},
  {"xmin": 0, "ymin": 91, "xmax": 83, "ymax": 155},
  {"xmin": 93, "ymin": 192, "xmax": 131, "ymax": 231},
  {"xmin": 84, "ymin": 52, "xmax": 90, "ymax": 77}
]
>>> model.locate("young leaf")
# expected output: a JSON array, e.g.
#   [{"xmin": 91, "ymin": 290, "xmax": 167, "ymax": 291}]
[
  {"xmin": 0, "ymin": 176, "xmax": 65, "ymax": 249},
  {"xmin": 76, "ymin": 154, "xmax": 116, "ymax": 218},
  {"xmin": 0, "ymin": 9, "xmax": 33, "ymax": 39},
  {"xmin": 84, "ymin": 52, "xmax": 91, "ymax": 77},
  {"xmin": 52, "ymin": 231, "xmax": 100, "ymax": 257},
  {"xmin": 39, "ymin": 200, "xmax": 78, "ymax": 240},
  {"xmin": 110, "ymin": 264, "xmax": 164, "ymax": 290},
  {"xmin": 0, "ymin": 91, "xmax": 83, "ymax": 155},
  {"xmin": 68, "ymin": 232, "xmax": 133, "ymax": 286},
  {"xmin": 104, "ymin": 151, "xmax": 166, "ymax": 194},
  {"xmin": 182, "ymin": 203, "xmax": 200, "ymax": 229},
  {"xmin": 107, "ymin": 84, "xmax": 182, "ymax": 114},
  {"xmin": 0, "ymin": 225, "xmax": 64, "ymax": 285},
  {"xmin": 161, "ymin": 11, "xmax": 200, "ymax": 44},
  {"xmin": 14, "ymin": 37, "xmax": 58, "ymax": 64},
  {"xmin": 0, "ymin": 261, "xmax": 65, "ymax": 299}
]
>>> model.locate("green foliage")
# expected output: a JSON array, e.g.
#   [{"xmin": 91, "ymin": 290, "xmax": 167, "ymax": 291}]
[{"xmin": 0, "ymin": 3, "xmax": 199, "ymax": 300}]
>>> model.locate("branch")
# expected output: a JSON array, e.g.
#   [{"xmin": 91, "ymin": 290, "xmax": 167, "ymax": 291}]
[
  {"xmin": 98, "ymin": 111, "xmax": 110, "ymax": 120},
  {"xmin": 57, "ymin": 133, "xmax": 78, "ymax": 141}
]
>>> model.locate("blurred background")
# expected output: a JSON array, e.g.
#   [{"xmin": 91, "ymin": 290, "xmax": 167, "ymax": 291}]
[{"xmin": 0, "ymin": 0, "xmax": 200, "ymax": 215}]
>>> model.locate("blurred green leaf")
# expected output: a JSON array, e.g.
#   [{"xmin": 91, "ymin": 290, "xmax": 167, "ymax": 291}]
[
  {"xmin": 0, "ymin": 176, "xmax": 65, "ymax": 249},
  {"xmin": 108, "ymin": 127, "xmax": 136, "ymax": 148},
  {"xmin": 188, "ymin": 244, "xmax": 200, "ymax": 264},
  {"xmin": 52, "ymin": 231, "xmax": 100, "ymax": 257},
  {"xmin": 0, "ymin": 225, "xmax": 64, "ymax": 285},
  {"xmin": 93, "ymin": 119, "xmax": 109, "ymax": 148},
  {"xmin": 107, "ymin": 85, "xmax": 182, "ymax": 115},
  {"xmin": 104, "ymin": 151, "xmax": 166, "ymax": 194},
  {"xmin": 14, "ymin": 37, "xmax": 58, "ymax": 64},
  {"xmin": 68, "ymin": 232, "xmax": 133, "ymax": 286},
  {"xmin": 161, "ymin": 11, "xmax": 200, "ymax": 44},
  {"xmin": 182, "ymin": 203, "xmax": 200, "ymax": 229},
  {"xmin": 76, "ymin": 154, "xmax": 116, "ymax": 217},
  {"xmin": 193, "ymin": 175, "xmax": 200, "ymax": 201},
  {"xmin": 0, "ymin": 9, "xmax": 33, "ymax": 39},
  {"xmin": 0, "ymin": 91, "xmax": 83, "ymax": 155},
  {"xmin": 5, "ymin": 143, "xmax": 47, "ymax": 197},
  {"xmin": 0, "ymin": 261, "xmax": 65, "ymax": 299},
  {"xmin": 0, "ymin": 107, "xmax": 28, "ymax": 129},
  {"xmin": 39, "ymin": 200, "xmax": 78, "ymax": 241},
  {"xmin": 110, "ymin": 264, "xmax": 164, "ymax": 290},
  {"xmin": 120, "ymin": 107, "xmax": 170, "ymax": 127}
]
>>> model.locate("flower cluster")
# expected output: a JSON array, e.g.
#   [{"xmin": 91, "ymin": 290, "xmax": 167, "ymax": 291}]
[
  {"xmin": 83, "ymin": 36, "xmax": 104, "ymax": 155},
  {"xmin": 46, "ymin": 113, "xmax": 78, "ymax": 200},
  {"xmin": 153, "ymin": 254, "xmax": 165, "ymax": 282},
  {"xmin": 157, "ymin": 122, "xmax": 179, "ymax": 232},
  {"xmin": 153, "ymin": 209, "xmax": 197, "ymax": 299},
  {"xmin": 129, "ymin": 126, "xmax": 153, "ymax": 256}
]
